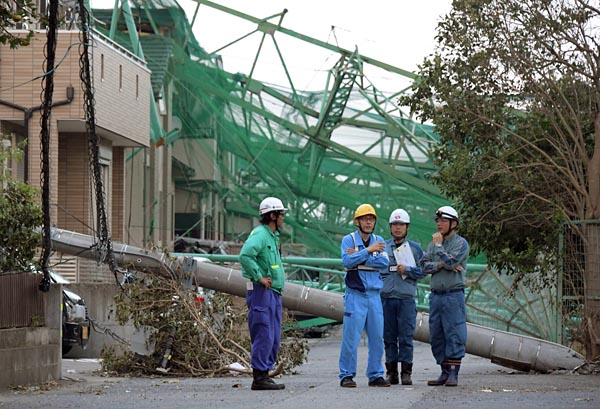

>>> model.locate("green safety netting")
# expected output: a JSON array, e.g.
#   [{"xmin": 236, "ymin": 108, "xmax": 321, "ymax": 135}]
[
  {"xmin": 465, "ymin": 267, "xmax": 560, "ymax": 341},
  {"xmin": 92, "ymin": 0, "xmax": 449, "ymax": 257},
  {"xmin": 89, "ymin": 0, "xmax": 571, "ymax": 344}
]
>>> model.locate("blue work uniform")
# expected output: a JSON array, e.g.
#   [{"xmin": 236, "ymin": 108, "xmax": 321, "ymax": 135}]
[
  {"xmin": 381, "ymin": 238, "xmax": 424, "ymax": 364},
  {"xmin": 421, "ymin": 233, "xmax": 469, "ymax": 364},
  {"xmin": 338, "ymin": 231, "xmax": 389, "ymax": 382},
  {"xmin": 239, "ymin": 224, "xmax": 286, "ymax": 372}
]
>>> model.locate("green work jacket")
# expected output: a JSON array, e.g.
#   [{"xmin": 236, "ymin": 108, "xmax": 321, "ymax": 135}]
[{"xmin": 239, "ymin": 224, "xmax": 285, "ymax": 294}]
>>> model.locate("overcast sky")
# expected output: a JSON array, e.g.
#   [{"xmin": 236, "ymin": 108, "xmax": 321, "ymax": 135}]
[{"xmin": 90, "ymin": 0, "xmax": 452, "ymax": 91}]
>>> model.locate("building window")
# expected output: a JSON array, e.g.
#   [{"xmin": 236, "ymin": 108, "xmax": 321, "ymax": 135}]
[
  {"xmin": 100, "ymin": 54, "xmax": 104, "ymax": 81},
  {"xmin": 119, "ymin": 65, "xmax": 122, "ymax": 91},
  {"xmin": 136, "ymin": 74, "xmax": 139, "ymax": 99},
  {"xmin": 90, "ymin": 162, "xmax": 112, "ymax": 238}
]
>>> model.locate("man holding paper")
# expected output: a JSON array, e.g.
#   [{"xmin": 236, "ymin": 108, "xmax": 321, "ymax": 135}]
[{"xmin": 381, "ymin": 209, "xmax": 424, "ymax": 385}]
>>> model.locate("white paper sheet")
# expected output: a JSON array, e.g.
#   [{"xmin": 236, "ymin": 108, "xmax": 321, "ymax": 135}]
[{"xmin": 393, "ymin": 242, "xmax": 416, "ymax": 279}]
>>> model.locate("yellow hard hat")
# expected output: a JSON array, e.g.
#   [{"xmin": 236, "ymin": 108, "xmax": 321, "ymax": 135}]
[{"xmin": 354, "ymin": 204, "xmax": 377, "ymax": 220}]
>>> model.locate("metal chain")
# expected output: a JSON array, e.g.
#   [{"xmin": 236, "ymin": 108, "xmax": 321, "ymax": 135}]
[{"xmin": 89, "ymin": 317, "xmax": 131, "ymax": 346}]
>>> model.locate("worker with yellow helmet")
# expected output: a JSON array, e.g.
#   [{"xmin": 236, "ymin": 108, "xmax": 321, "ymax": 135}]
[{"xmin": 338, "ymin": 204, "xmax": 390, "ymax": 388}]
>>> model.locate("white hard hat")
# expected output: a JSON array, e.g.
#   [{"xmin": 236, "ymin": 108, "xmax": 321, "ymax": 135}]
[
  {"xmin": 389, "ymin": 209, "xmax": 410, "ymax": 224},
  {"xmin": 435, "ymin": 206, "xmax": 458, "ymax": 221},
  {"xmin": 259, "ymin": 197, "xmax": 288, "ymax": 215}
]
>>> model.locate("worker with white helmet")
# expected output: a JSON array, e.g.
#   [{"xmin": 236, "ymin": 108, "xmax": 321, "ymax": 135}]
[
  {"xmin": 421, "ymin": 205, "xmax": 469, "ymax": 387},
  {"xmin": 239, "ymin": 196, "xmax": 288, "ymax": 391},
  {"xmin": 381, "ymin": 209, "xmax": 424, "ymax": 385},
  {"xmin": 338, "ymin": 204, "xmax": 391, "ymax": 388}
]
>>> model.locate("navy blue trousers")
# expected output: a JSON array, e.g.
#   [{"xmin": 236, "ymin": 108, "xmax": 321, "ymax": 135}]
[
  {"xmin": 246, "ymin": 283, "xmax": 282, "ymax": 371},
  {"xmin": 382, "ymin": 297, "xmax": 417, "ymax": 363},
  {"xmin": 429, "ymin": 291, "xmax": 467, "ymax": 364}
]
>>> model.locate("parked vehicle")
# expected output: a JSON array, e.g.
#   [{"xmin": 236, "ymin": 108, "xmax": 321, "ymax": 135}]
[
  {"xmin": 61, "ymin": 288, "xmax": 90, "ymax": 355},
  {"xmin": 51, "ymin": 272, "xmax": 90, "ymax": 356}
]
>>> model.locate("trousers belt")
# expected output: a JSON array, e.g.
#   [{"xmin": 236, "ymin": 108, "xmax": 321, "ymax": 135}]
[
  {"xmin": 431, "ymin": 288, "xmax": 464, "ymax": 295},
  {"xmin": 346, "ymin": 265, "xmax": 379, "ymax": 272}
]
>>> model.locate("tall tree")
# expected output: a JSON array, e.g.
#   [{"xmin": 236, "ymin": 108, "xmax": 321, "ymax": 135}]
[{"xmin": 402, "ymin": 0, "xmax": 600, "ymax": 359}]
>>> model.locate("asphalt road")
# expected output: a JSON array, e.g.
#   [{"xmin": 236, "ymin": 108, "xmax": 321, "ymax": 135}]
[{"xmin": 1, "ymin": 326, "xmax": 599, "ymax": 409}]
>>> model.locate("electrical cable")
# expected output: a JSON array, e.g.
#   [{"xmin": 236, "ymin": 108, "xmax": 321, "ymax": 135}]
[
  {"xmin": 38, "ymin": 0, "xmax": 61, "ymax": 292},
  {"xmin": 77, "ymin": 0, "xmax": 124, "ymax": 288}
]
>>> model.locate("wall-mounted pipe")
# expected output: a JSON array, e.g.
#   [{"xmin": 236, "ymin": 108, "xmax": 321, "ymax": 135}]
[
  {"xmin": 49, "ymin": 227, "xmax": 584, "ymax": 372},
  {"xmin": 0, "ymin": 86, "xmax": 74, "ymax": 182}
]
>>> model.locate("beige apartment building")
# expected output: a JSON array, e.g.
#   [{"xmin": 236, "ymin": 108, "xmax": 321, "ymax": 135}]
[{"xmin": 0, "ymin": 29, "xmax": 152, "ymax": 282}]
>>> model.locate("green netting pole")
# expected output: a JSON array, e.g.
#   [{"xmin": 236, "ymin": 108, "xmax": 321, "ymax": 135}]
[
  {"xmin": 557, "ymin": 222, "xmax": 565, "ymax": 344},
  {"xmin": 108, "ymin": 0, "xmax": 121, "ymax": 40},
  {"xmin": 118, "ymin": 0, "xmax": 164, "ymax": 143}
]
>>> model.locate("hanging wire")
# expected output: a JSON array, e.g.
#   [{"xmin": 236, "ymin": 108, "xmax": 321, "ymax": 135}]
[
  {"xmin": 328, "ymin": 25, "xmax": 340, "ymax": 48},
  {"xmin": 0, "ymin": 41, "xmax": 81, "ymax": 93},
  {"xmin": 77, "ymin": 0, "xmax": 123, "ymax": 287},
  {"xmin": 38, "ymin": 0, "xmax": 61, "ymax": 292}
]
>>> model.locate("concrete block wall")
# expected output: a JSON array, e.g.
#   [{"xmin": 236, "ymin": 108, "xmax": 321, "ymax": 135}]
[
  {"xmin": 0, "ymin": 284, "xmax": 62, "ymax": 390},
  {"xmin": 63, "ymin": 283, "xmax": 151, "ymax": 359}
]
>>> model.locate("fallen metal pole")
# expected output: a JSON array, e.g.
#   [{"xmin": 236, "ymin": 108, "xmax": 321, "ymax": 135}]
[
  {"xmin": 414, "ymin": 313, "xmax": 583, "ymax": 373},
  {"xmin": 50, "ymin": 227, "xmax": 584, "ymax": 372}
]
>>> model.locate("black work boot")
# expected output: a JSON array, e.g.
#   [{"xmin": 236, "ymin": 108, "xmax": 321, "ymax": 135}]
[
  {"xmin": 340, "ymin": 376, "xmax": 357, "ymax": 388},
  {"xmin": 251, "ymin": 369, "xmax": 285, "ymax": 390},
  {"xmin": 444, "ymin": 360, "xmax": 461, "ymax": 387},
  {"xmin": 385, "ymin": 362, "xmax": 399, "ymax": 385},
  {"xmin": 368, "ymin": 376, "xmax": 391, "ymax": 387},
  {"xmin": 427, "ymin": 363, "xmax": 450, "ymax": 386},
  {"xmin": 400, "ymin": 362, "xmax": 413, "ymax": 385}
]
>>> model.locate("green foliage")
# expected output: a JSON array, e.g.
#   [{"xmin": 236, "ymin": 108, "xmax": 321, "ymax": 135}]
[
  {"xmin": 401, "ymin": 0, "xmax": 600, "ymax": 286},
  {"xmin": 101, "ymin": 346, "xmax": 153, "ymax": 376},
  {"xmin": 104, "ymin": 273, "xmax": 308, "ymax": 376},
  {"xmin": 0, "ymin": 139, "xmax": 42, "ymax": 273},
  {"xmin": 0, "ymin": 0, "xmax": 37, "ymax": 48}
]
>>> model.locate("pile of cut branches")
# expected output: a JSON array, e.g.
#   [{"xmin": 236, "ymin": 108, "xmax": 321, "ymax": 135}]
[{"xmin": 101, "ymin": 273, "xmax": 309, "ymax": 377}]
